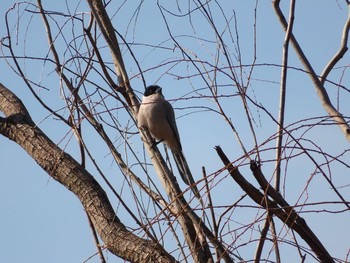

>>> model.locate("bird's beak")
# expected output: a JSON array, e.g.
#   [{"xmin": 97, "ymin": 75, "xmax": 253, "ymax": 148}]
[{"xmin": 156, "ymin": 87, "xmax": 162, "ymax": 94}]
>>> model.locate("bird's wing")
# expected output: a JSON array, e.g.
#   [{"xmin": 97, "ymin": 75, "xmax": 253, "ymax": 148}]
[
  {"xmin": 163, "ymin": 100, "xmax": 182, "ymax": 151},
  {"xmin": 163, "ymin": 101, "xmax": 203, "ymax": 204}
]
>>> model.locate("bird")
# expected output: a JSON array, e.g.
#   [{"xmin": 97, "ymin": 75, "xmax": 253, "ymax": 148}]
[{"xmin": 137, "ymin": 85, "xmax": 201, "ymax": 201}]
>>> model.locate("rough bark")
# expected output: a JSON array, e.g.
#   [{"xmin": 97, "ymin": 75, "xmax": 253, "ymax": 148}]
[{"xmin": 0, "ymin": 83, "xmax": 175, "ymax": 263}]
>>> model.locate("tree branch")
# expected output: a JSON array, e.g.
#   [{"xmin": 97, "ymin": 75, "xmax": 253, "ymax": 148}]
[
  {"xmin": 320, "ymin": 4, "xmax": 350, "ymax": 85},
  {"xmin": 274, "ymin": 0, "xmax": 296, "ymax": 191},
  {"xmin": 215, "ymin": 146, "xmax": 335, "ymax": 263},
  {"xmin": 0, "ymin": 83, "xmax": 176, "ymax": 263},
  {"xmin": 85, "ymin": 0, "xmax": 138, "ymax": 113},
  {"xmin": 84, "ymin": 1, "xmax": 228, "ymax": 262},
  {"xmin": 273, "ymin": 0, "xmax": 350, "ymax": 142}
]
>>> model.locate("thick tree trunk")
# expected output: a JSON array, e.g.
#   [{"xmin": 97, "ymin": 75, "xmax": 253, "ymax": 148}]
[{"xmin": 0, "ymin": 83, "xmax": 175, "ymax": 263}]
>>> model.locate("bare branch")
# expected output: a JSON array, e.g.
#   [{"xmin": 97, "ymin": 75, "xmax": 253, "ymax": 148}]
[
  {"xmin": 273, "ymin": 0, "xmax": 350, "ymax": 142},
  {"xmin": 254, "ymin": 213, "xmax": 270, "ymax": 263},
  {"xmin": 0, "ymin": 83, "xmax": 175, "ymax": 263},
  {"xmin": 215, "ymin": 146, "xmax": 335, "ymax": 263},
  {"xmin": 320, "ymin": 4, "xmax": 350, "ymax": 85},
  {"xmin": 85, "ymin": 0, "xmax": 138, "ymax": 113},
  {"xmin": 274, "ymin": 0, "xmax": 296, "ymax": 191},
  {"xmin": 1, "ymin": 1, "xmax": 349, "ymax": 262}
]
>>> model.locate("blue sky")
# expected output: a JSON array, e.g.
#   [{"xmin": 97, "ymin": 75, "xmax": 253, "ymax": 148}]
[{"xmin": 1, "ymin": 1, "xmax": 350, "ymax": 262}]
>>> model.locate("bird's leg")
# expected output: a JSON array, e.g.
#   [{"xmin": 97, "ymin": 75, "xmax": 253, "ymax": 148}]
[
  {"xmin": 138, "ymin": 126, "xmax": 164, "ymax": 149},
  {"xmin": 150, "ymin": 138, "xmax": 164, "ymax": 149}
]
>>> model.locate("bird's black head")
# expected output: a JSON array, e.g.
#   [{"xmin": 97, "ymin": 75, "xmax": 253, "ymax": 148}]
[{"xmin": 144, "ymin": 85, "xmax": 162, "ymax": 97}]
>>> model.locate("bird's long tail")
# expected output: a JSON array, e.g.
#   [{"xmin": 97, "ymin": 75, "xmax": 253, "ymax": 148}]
[{"xmin": 173, "ymin": 151, "xmax": 202, "ymax": 203}]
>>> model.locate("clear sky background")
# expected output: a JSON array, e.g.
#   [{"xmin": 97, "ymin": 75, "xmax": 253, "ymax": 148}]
[{"xmin": 1, "ymin": 1, "xmax": 350, "ymax": 263}]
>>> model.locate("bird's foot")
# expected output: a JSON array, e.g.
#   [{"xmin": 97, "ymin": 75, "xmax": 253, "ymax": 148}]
[{"xmin": 150, "ymin": 139, "xmax": 164, "ymax": 150}]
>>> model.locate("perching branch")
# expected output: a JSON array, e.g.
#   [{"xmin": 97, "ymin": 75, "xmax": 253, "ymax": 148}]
[{"xmin": 84, "ymin": 1, "xmax": 219, "ymax": 262}]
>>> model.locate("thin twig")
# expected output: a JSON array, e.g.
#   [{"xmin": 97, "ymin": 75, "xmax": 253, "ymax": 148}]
[
  {"xmin": 274, "ymin": 0, "xmax": 296, "ymax": 191},
  {"xmin": 85, "ymin": 213, "xmax": 107, "ymax": 263},
  {"xmin": 70, "ymin": 92, "xmax": 106, "ymax": 263},
  {"xmin": 203, "ymin": 166, "xmax": 220, "ymax": 261},
  {"xmin": 320, "ymin": 3, "xmax": 350, "ymax": 85},
  {"xmin": 269, "ymin": 219, "xmax": 281, "ymax": 263},
  {"xmin": 254, "ymin": 213, "xmax": 270, "ymax": 263}
]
